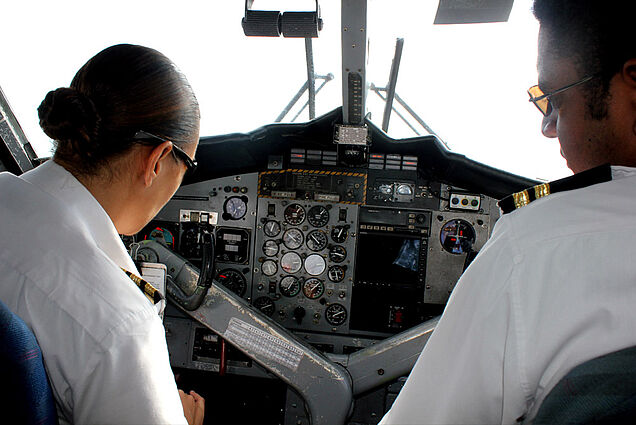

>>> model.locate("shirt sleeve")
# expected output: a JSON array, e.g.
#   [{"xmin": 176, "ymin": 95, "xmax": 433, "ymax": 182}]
[
  {"xmin": 73, "ymin": 309, "xmax": 188, "ymax": 425},
  {"xmin": 380, "ymin": 217, "xmax": 528, "ymax": 425}
]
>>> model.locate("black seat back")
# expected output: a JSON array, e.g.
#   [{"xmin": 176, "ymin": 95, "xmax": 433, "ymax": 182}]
[{"xmin": 531, "ymin": 346, "xmax": 636, "ymax": 424}]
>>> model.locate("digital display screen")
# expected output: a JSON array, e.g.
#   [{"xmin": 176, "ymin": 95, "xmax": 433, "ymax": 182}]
[
  {"xmin": 224, "ymin": 233, "xmax": 242, "ymax": 242},
  {"xmin": 355, "ymin": 232, "xmax": 421, "ymax": 285}
]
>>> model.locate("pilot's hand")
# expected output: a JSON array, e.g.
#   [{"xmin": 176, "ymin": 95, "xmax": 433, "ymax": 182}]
[{"xmin": 179, "ymin": 389, "xmax": 205, "ymax": 425}]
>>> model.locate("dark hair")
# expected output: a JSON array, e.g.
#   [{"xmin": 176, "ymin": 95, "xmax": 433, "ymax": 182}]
[
  {"xmin": 533, "ymin": 0, "xmax": 636, "ymax": 119},
  {"xmin": 38, "ymin": 44, "xmax": 200, "ymax": 175}
]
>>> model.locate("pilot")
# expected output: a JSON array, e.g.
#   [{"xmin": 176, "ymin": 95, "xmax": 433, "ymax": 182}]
[
  {"xmin": 380, "ymin": 0, "xmax": 636, "ymax": 423},
  {"xmin": 0, "ymin": 44, "xmax": 204, "ymax": 424}
]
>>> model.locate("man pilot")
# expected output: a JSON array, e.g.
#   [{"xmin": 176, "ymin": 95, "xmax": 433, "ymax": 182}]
[{"xmin": 380, "ymin": 0, "xmax": 636, "ymax": 423}]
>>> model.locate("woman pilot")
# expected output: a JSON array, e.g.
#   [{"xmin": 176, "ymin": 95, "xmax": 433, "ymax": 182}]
[{"xmin": 0, "ymin": 44, "xmax": 205, "ymax": 425}]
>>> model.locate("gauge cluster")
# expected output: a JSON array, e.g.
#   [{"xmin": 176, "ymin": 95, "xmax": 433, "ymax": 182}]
[
  {"xmin": 252, "ymin": 199, "xmax": 359, "ymax": 333},
  {"xmin": 150, "ymin": 173, "xmax": 259, "ymax": 301}
]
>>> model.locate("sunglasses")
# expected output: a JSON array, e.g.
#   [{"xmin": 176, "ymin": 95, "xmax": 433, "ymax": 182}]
[
  {"xmin": 133, "ymin": 130, "xmax": 197, "ymax": 175},
  {"xmin": 527, "ymin": 75, "xmax": 595, "ymax": 116}
]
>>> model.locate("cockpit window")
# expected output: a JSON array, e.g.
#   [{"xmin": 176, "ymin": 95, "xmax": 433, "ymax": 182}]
[{"xmin": 0, "ymin": 0, "xmax": 568, "ymax": 181}]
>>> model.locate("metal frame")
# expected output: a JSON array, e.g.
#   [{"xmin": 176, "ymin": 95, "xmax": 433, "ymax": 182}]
[
  {"xmin": 341, "ymin": 0, "xmax": 368, "ymax": 125},
  {"xmin": 0, "ymin": 85, "xmax": 36, "ymax": 174},
  {"xmin": 381, "ymin": 38, "xmax": 404, "ymax": 132},
  {"xmin": 370, "ymin": 85, "xmax": 440, "ymax": 138},
  {"xmin": 305, "ymin": 37, "xmax": 316, "ymax": 119},
  {"xmin": 275, "ymin": 74, "xmax": 334, "ymax": 123}
]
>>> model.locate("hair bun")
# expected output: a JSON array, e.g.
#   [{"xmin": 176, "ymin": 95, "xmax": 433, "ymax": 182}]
[{"xmin": 38, "ymin": 87, "xmax": 99, "ymax": 145}]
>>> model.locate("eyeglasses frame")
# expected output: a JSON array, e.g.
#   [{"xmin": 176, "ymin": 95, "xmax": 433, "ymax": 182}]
[
  {"xmin": 133, "ymin": 130, "xmax": 197, "ymax": 175},
  {"xmin": 528, "ymin": 75, "xmax": 596, "ymax": 116}
]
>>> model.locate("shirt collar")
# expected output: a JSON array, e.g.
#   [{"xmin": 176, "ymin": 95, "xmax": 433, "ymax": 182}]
[
  {"xmin": 610, "ymin": 165, "xmax": 636, "ymax": 180},
  {"xmin": 21, "ymin": 160, "xmax": 139, "ymax": 273}
]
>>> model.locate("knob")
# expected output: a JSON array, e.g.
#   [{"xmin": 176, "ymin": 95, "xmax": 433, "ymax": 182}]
[{"xmin": 293, "ymin": 306, "xmax": 306, "ymax": 324}]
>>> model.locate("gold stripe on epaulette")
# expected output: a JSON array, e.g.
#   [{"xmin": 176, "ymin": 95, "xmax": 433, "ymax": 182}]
[
  {"xmin": 513, "ymin": 190, "xmax": 530, "ymax": 210},
  {"xmin": 121, "ymin": 268, "xmax": 163, "ymax": 305},
  {"xmin": 534, "ymin": 183, "xmax": 551, "ymax": 199}
]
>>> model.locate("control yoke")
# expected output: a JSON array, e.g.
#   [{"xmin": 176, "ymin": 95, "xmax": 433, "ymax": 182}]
[
  {"xmin": 132, "ymin": 238, "xmax": 438, "ymax": 425},
  {"xmin": 132, "ymin": 231, "xmax": 214, "ymax": 311}
]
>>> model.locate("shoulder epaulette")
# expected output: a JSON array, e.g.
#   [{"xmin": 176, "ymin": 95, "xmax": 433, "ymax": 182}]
[
  {"xmin": 498, "ymin": 164, "xmax": 612, "ymax": 214},
  {"xmin": 121, "ymin": 268, "xmax": 165, "ymax": 305}
]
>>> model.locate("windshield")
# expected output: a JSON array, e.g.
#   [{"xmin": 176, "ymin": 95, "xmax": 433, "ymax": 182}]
[{"xmin": 0, "ymin": 0, "xmax": 567, "ymax": 181}]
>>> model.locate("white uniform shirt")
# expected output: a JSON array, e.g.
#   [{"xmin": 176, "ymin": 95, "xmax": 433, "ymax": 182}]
[
  {"xmin": 380, "ymin": 166, "xmax": 636, "ymax": 424},
  {"xmin": 0, "ymin": 161, "xmax": 187, "ymax": 425}
]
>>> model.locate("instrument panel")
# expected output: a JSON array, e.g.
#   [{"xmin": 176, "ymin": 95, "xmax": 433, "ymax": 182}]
[{"xmin": 135, "ymin": 159, "xmax": 500, "ymax": 365}]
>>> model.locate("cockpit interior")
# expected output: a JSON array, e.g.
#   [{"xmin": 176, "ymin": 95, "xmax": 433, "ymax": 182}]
[
  {"xmin": 0, "ymin": 1, "xmax": 564, "ymax": 424},
  {"xmin": 128, "ymin": 108, "xmax": 534, "ymax": 424}
]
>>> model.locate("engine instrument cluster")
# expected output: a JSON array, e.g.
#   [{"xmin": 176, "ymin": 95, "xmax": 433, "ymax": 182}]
[{"xmin": 253, "ymin": 198, "xmax": 359, "ymax": 332}]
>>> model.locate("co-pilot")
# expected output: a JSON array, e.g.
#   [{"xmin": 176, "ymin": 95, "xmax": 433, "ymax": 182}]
[{"xmin": 0, "ymin": 44, "xmax": 204, "ymax": 425}]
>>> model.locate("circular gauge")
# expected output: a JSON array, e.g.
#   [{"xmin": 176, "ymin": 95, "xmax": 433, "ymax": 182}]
[
  {"xmin": 146, "ymin": 226, "xmax": 175, "ymax": 248},
  {"xmin": 328, "ymin": 265, "xmax": 346, "ymax": 282},
  {"xmin": 282, "ymin": 228, "xmax": 304, "ymax": 250},
  {"xmin": 223, "ymin": 196, "xmax": 247, "ymax": 220},
  {"xmin": 325, "ymin": 303, "xmax": 348, "ymax": 326},
  {"xmin": 304, "ymin": 254, "xmax": 326, "ymax": 276},
  {"xmin": 302, "ymin": 278, "xmax": 325, "ymax": 299},
  {"xmin": 440, "ymin": 219, "xmax": 477, "ymax": 255},
  {"xmin": 331, "ymin": 225, "xmax": 348, "ymax": 243},
  {"xmin": 264, "ymin": 220, "xmax": 281, "ymax": 237},
  {"xmin": 307, "ymin": 205, "xmax": 330, "ymax": 227},
  {"xmin": 216, "ymin": 269, "xmax": 247, "ymax": 296},
  {"xmin": 284, "ymin": 204, "xmax": 306, "ymax": 225},
  {"xmin": 378, "ymin": 183, "xmax": 393, "ymax": 195},
  {"xmin": 306, "ymin": 230, "xmax": 328, "ymax": 251},
  {"xmin": 262, "ymin": 240, "xmax": 279, "ymax": 257},
  {"xmin": 279, "ymin": 276, "xmax": 301, "ymax": 297},
  {"xmin": 281, "ymin": 252, "xmax": 303, "ymax": 274},
  {"xmin": 261, "ymin": 259, "xmax": 278, "ymax": 276},
  {"xmin": 253, "ymin": 296, "xmax": 275, "ymax": 317},
  {"xmin": 329, "ymin": 245, "xmax": 347, "ymax": 263},
  {"xmin": 396, "ymin": 184, "xmax": 413, "ymax": 195}
]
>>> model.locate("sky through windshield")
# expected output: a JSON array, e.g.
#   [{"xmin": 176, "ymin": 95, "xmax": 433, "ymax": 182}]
[{"xmin": 0, "ymin": 0, "xmax": 569, "ymax": 181}]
